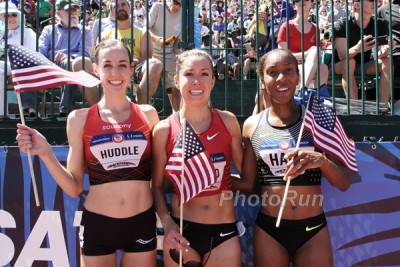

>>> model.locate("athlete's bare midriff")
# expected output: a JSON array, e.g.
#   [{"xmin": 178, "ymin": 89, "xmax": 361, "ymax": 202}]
[
  {"xmin": 260, "ymin": 185, "xmax": 324, "ymax": 220},
  {"xmin": 84, "ymin": 180, "xmax": 153, "ymax": 218},
  {"xmin": 170, "ymin": 192, "xmax": 236, "ymax": 224}
]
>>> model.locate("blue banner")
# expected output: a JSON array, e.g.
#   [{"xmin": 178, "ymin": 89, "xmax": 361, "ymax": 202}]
[{"xmin": 0, "ymin": 143, "xmax": 399, "ymax": 266}]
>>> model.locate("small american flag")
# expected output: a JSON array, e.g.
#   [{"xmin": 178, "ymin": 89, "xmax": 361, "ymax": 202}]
[
  {"xmin": 304, "ymin": 94, "xmax": 358, "ymax": 172},
  {"xmin": 7, "ymin": 44, "xmax": 100, "ymax": 93},
  {"xmin": 165, "ymin": 121, "xmax": 217, "ymax": 205}
]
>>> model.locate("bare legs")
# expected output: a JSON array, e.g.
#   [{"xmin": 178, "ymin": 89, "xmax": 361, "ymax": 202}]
[
  {"xmin": 136, "ymin": 58, "xmax": 163, "ymax": 105},
  {"xmin": 299, "ymin": 46, "xmax": 329, "ymax": 88},
  {"xmin": 72, "ymin": 57, "xmax": 100, "ymax": 106}
]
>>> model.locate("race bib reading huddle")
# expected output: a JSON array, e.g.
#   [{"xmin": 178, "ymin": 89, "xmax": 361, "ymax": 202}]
[{"xmin": 89, "ymin": 132, "xmax": 147, "ymax": 170}]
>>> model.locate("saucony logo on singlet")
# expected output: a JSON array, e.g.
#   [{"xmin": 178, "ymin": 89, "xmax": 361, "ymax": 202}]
[
  {"xmin": 136, "ymin": 237, "xmax": 155, "ymax": 244},
  {"xmin": 220, "ymin": 230, "xmax": 235, "ymax": 237},
  {"xmin": 305, "ymin": 223, "xmax": 324, "ymax": 232},
  {"xmin": 102, "ymin": 124, "xmax": 131, "ymax": 130},
  {"xmin": 207, "ymin": 133, "xmax": 219, "ymax": 140}
]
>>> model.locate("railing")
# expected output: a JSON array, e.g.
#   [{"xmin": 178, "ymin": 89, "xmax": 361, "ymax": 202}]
[{"xmin": 0, "ymin": 0, "xmax": 399, "ymax": 121}]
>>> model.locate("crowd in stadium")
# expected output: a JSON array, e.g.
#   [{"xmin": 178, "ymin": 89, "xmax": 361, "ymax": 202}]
[{"xmin": 0, "ymin": 0, "xmax": 399, "ymax": 117}]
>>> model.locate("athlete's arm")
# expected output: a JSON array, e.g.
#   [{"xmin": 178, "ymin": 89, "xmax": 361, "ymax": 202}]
[
  {"xmin": 218, "ymin": 110, "xmax": 243, "ymax": 173},
  {"xmin": 139, "ymin": 104, "xmax": 160, "ymax": 130},
  {"xmin": 231, "ymin": 115, "xmax": 259, "ymax": 193},
  {"xmin": 284, "ymin": 149, "xmax": 351, "ymax": 191},
  {"xmin": 16, "ymin": 109, "xmax": 88, "ymax": 197}
]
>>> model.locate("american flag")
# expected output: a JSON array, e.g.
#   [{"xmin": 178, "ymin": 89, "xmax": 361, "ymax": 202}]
[
  {"xmin": 7, "ymin": 44, "xmax": 100, "ymax": 93},
  {"xmin": 304, "ymin": 94, "xmax": 358, "ymax": 172},
  {"xmin": 165, "ymin": 121, "xmax": 217, "ymax": 205}
]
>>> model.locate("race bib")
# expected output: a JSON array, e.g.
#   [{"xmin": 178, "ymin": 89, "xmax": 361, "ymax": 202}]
[
  {"xmin": 89, "ymin": 131, "xmax": 148, "ymax": 170},
  {"xmin": 202, "ymin": 153, "xmax": 226, "ymax": 192},
  {"xmin": 259, "ymin": 138, "xmax": 314, "ymax": 176}
]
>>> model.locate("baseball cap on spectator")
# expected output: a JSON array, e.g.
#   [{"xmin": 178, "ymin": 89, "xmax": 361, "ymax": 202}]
[
  {"xmin": 56, "ymin": 0, "xmax": 80, "ymax": 10},
  {"xmin": 0, "ymin": 2, "xmax": 20, "ymax": 14}
]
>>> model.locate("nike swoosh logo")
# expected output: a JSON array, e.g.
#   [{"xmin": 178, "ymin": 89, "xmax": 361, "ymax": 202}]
[
  {"xmin": 220, "ymin": 230, "xmax": 235, "ymax": 237},
  {"xmin": 135, "ymin": 237, "xmax": 155, "ymax": 244},
  {"xmin": 306, "ymin": 223, "xmax": 324, "ymax": 232},
  {"xmin": 259, "ymin": 134, "xmax": 269, "ymax": 138},
  {"xmin": 207, "ymin": 133, "xmax": 219, "ymax": 140}
]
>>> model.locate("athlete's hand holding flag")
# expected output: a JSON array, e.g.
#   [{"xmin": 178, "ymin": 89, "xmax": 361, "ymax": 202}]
[
  {"xmin": 8, "ymin": 44, "xmax": 100, "ymax": 206},
  {"xmin": 276, "ymin": 94, "xmax": 357, "ymax": 227}
]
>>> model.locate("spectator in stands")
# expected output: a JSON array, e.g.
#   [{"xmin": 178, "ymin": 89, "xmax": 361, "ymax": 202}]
[
  {"xmin": 39, "ymin": 0, "xmax": 95, "ymax": 116},
  {"xmin": 328, "ymin": 0, "xmax": 346, "ymax": 24},
  {"xmin": 378, "ymin": 0, "xmax": 400, "ymax": 100},
  {"xmin": 319, "ymin": 6, "xmax": 331, "ymax": 32},
  {"xmin": 212, "ymin": 14, "xmax": 225, "ymax": 43},
  {"xmin": 277, "ymin": 0, "xmax": 329, "ymax": 90},
  {"xmin": 21, "ymin": 0, "xmax": 35, "ymax": 27},
  {"xmin": 90, "ymin": 0, "xmax": 100, "ymax": 18},
  {"xmin": 0, "ymin": 2, "xmax": 37, "ymax": 118},
  {"xmin": 22, "ymin": 3, "xmax": 33, "ymax": 26},
  {"xmin": 270, "ymin": 0, "xmax": 296, "ymax": 49},
  {"xmin": 134, "ymin": 14, "xmax": 145, "ymax": 28},
  {"xmin": 216, "ymin": 0, "xmax": 224, "ymax": 15},
  {"xmin": 101, "ymin": 0, "xmax": 162, "ymax": 105},
  {"xmin": 134, "ymin": 0, "xmax": 146, "ymax": 18},
  {"xmin": 245, "ymin": 2, "xmax": 278, "ymax": 50},
  {"xmin": 35, "ymin": 0, "xmax": 52, "ymax": 29},
  {"xmin": 81, "ymin": 10, "xmax": 93, "ymax": 27},
  {"xmin": 333, "ymin": 0, "xmax": 391, "ymax": 102},
  {"xmin": 198, "ymin": 17, "xmax": 210, "ymax": 37},
  {"xmin": 226, "ymin": 26, "xmax": 242, "ymax": 80},
  {"xmin": 320, "ymin": 0, "xmax": 331, "ymax": 13},
  {"xmin": 17, "ymin": 39, "xmax": 160, "ymax": 267},
  {"xmin": 92, "ymin": 0, "xmax": 115, "ymax": 44},
  {"xmin": 210, "ymin": 3, "xmax": 219, "ymax": 21},
  {"xmin": 148, "ymin": 0, "xmax": 181, "ymax": 112}
]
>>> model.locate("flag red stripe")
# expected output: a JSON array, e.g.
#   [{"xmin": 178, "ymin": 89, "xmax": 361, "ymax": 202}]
[
  {"xmin": 304, "ymin": 114, "xmax": 357, "ymax": 168},
  {"xmin": 304, "ymin": 114, "xmax": 357, "ymax": 167},
  {"xmin": 13, "ymin": 80, "xmax": 79, "ymax": 93},
  {"xmin": 11, "ymin": 67, "xmax": 99, "ymax": 93},
  {"xmin": 304, "ymin": 113, "xmax": 357, "ymax": 172},
  {"xmin": 164, "ymin": 122, "xmax": 217, "ymax": 205}
]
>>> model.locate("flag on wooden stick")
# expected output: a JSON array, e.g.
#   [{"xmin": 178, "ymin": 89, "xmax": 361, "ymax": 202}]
[
  {"xmin": 304, "ymin": 94, "xmax": 358, "ymax": 172},
  {"xmin": 7, "ymin": 44, "xmax": 100, "ymax": 93},
  {"xmin": 165, "ymin": 121, "xmax": 217, "ymax": 205}
]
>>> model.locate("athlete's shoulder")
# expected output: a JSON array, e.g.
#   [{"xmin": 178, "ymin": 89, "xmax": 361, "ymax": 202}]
[{"xmin": 137, "ymin": 104, "xmax": 160, "ymax": 129}]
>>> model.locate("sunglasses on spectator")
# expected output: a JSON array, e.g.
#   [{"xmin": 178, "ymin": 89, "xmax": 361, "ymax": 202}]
[
  {"xmin": 173, "ymin": 0, "xmax": 181, "ymax": 6},
  {"xmin": 137, "ymin": 15, "xmax": 143, "ymax": 18},
  {"xmin": 4, "ymin": 13, "xmax": 18, "ymax": 18}
]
